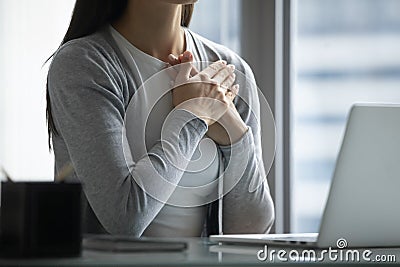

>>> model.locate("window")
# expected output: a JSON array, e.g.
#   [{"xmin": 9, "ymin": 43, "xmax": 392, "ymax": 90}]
[
  {"xmin": 292, "ymin": 0, "xmax": 400, "ymax": 232},
  {"xmin": 190, "ymin": 0, "xmax": 241, "ymax": 54},
  {"xmin": 0, "ymin": 0, "xmax": 75, "ymax": 181}
]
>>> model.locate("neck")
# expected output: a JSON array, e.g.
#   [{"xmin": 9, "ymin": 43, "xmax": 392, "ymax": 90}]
[{"xmin": 113, "ymin": 1, "xmax": 185, "ymax": 62}]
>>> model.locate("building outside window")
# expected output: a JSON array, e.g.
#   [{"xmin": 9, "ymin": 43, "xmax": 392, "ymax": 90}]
[{"xmin": 292, "ymin": 0, "xmax": 400, "ymax": 232}]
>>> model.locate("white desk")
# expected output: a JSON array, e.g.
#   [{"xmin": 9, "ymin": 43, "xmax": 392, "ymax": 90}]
[{"xmin": 0, "ymin": 238, "xmax": 399, "ymax": 266}]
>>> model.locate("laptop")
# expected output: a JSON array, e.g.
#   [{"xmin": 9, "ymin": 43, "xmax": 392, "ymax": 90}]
[{"xmin": 211, "ymin": 104, "xmax": 400, "ymax": 248}]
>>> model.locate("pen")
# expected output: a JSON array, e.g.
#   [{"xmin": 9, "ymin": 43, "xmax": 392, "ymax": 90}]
[
  {"xmin": 0, "ymin": 166, "xmax": 13, "ymax": 182},
  {"xmin": 55, "ymin": 162, "xmax": 74, "ymax": 183}
]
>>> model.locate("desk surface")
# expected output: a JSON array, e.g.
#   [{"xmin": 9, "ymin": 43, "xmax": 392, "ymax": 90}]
[{"xmin": 0, "ymin": 238, "xmax": 399, "ymax": 266}]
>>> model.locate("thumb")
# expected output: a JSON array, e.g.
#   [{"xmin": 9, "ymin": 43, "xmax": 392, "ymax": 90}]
[
  {"xmin": 175, "ymin": 52, "xmax": 194, "ymax": 85},
  {"xmin": 180, "ymin": 51, "xmax": 199, "ymax": 77},
  {"xmin": 167, "ymin": 54, "xmax": 180, "ymax": 66}
]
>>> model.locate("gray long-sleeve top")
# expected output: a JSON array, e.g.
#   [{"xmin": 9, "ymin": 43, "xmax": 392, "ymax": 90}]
[{"xmin": 48, "ymin": 27, "xmax": 274, "ymax": 236}]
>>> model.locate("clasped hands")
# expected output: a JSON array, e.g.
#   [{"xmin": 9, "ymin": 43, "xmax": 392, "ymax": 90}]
[{"xmin": 166, "ymin": 51, "xmax": 248, "ymax": 146}]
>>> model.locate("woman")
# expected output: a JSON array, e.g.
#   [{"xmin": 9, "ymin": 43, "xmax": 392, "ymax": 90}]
[{"xmin": 47, "ymin": 0, "xmax": 274, "ymax": 237}]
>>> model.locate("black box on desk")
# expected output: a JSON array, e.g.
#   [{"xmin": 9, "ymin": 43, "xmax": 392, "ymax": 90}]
[{"xmin": 0, "ymin": 182, "xmax": 82, "ymax": 258}]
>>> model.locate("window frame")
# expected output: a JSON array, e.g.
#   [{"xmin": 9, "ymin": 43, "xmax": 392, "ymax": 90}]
[{"xmin": 240, "ymin": 0, "xmax": 293, "ymax": 233}]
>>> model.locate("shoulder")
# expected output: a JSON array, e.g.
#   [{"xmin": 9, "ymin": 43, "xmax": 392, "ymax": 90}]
[
  {"xmin": 49, "ymin": 28, "xmax": 127, "ymax": 78},
  {"xmin": 48, "ymin": 29, "xmax": 128, "ymax": 95},
  {"xmin": 187, "ymin": 29, "xmax": 254, "ymax": 78}
]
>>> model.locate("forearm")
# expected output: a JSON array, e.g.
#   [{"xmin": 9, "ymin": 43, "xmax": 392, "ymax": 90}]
[
  {"xmin": 57, "ymin": 109, "xmax": 208, "ymax": 236},
  {"xmin": 219, "ymin": 129, "xmax": 275, "ymax": 234},
  {"xmin": 48, "ymin": 43, "xmax": 212, "ymax": 236}
]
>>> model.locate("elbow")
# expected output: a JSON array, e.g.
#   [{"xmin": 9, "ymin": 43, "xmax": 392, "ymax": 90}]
[
  {"xmin": 102, "ymin": 217, "xmax": 145, "ymax": 237},
  {"xmin": 97, "ymin": 202, "xmax": 147, "ymax": 237},
  {"xmin": 260, "ymin": 181, "xmax": 275, "ymax": 233},
  {"xmin": 251, "ymin": 193, "xmax": 275, "ymax": 234},
  {"xmin": 223, "ymin": 196, "xmax": 275, "ymax": 234},
  {"xmin": 261, "ymin": 191, "xmax": 275, "ymax": 234},
  {"xmin": 264, "ymin": 205, "xmax": 275, "ymax": 234},
  {"xmin": 251, "ymin": 198, "xmax": 275, "ymax": 234}
]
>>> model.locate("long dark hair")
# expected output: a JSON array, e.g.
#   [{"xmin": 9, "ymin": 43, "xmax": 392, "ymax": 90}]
[{"xmin": 46, "ymin": 0, "xmax": 194, "ymax": 149}]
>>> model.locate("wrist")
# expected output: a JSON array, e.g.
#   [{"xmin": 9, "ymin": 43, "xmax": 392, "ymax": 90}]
[
  {"xmin": 175, "ymin": 104, "xmax": 211, "ymax": 125},
  {"xmin": 219, "ymin": 108, "xmax": 248, "ymax": 144}
]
